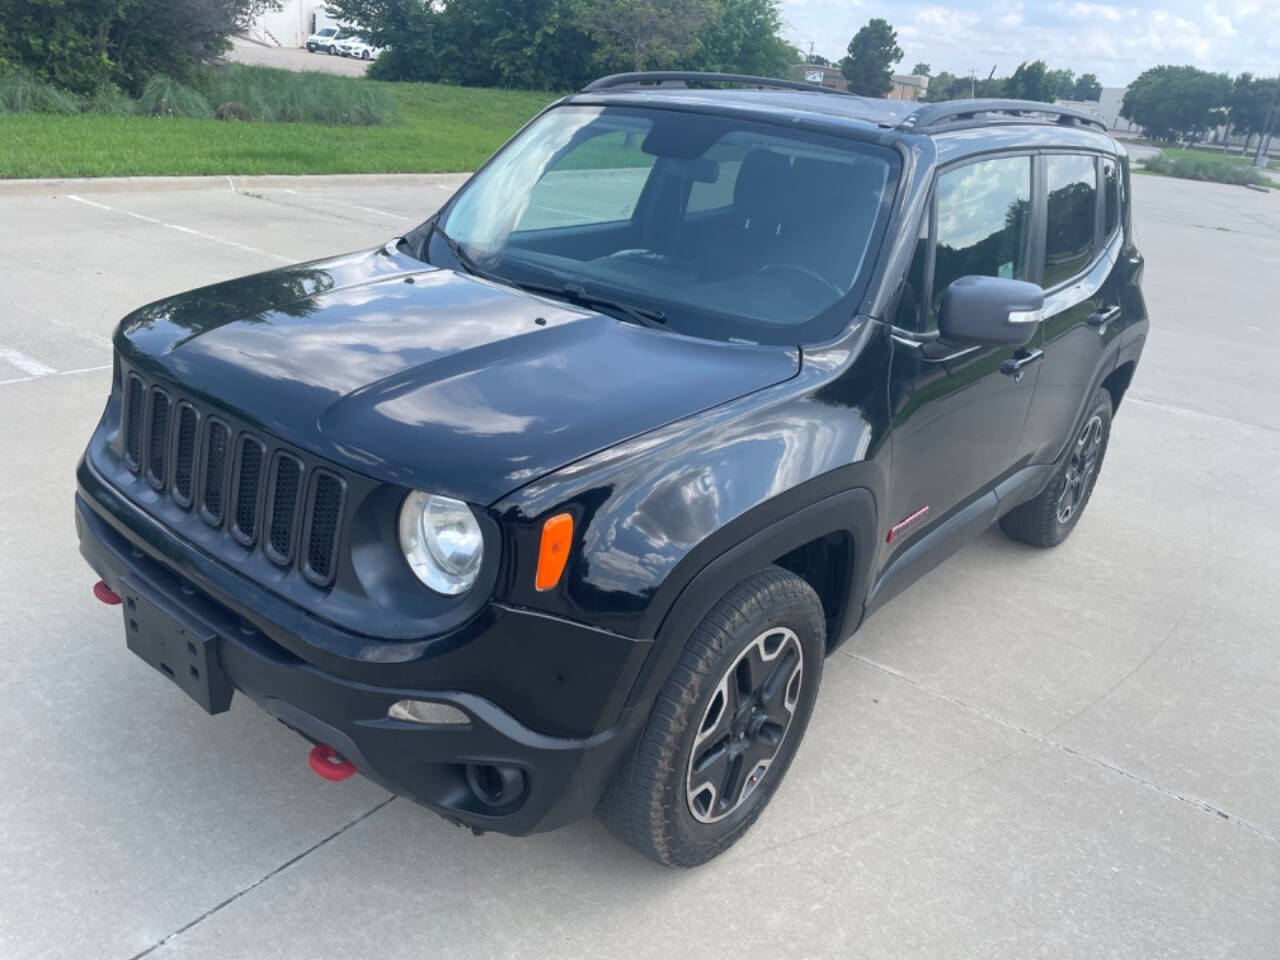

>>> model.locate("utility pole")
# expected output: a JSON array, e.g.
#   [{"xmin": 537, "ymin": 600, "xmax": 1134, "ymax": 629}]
[
  {"xmin": 1253, "ymin": 72, "xmax": 1280, "ymax": 169},
  {"xmin": 968, "ymin": 69, "xmax": 976, "ymax": 98}
]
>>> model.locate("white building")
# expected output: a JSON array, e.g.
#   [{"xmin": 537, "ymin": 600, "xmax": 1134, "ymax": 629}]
[
  {"xmin": 1054, "ymin": 88, "xmax": 1138, "ymax": 134},
  {"xmin": 244, "ymin": 0, "xmax": 342, "ymax": 48}
]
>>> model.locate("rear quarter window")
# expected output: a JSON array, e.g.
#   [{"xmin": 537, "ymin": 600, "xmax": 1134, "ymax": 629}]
[{"xmin": 1103, "ymin": 157, "xmax": 1119, "ymax": 238}]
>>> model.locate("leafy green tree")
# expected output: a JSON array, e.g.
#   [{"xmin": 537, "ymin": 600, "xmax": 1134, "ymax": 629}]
[
  {"xmin": 689, "ymin": 0, "xmax": 794, "ymax": 78},
  {"xmin": 1073, "ymin": 72, "xmax": 1102, "ymax": 100},
  {"xmin": 1005, "ymin": 60, "xmax": 1055, "ymax": 102},
  {"xmin": 805, "ymin": 53, "xmax": 830, "ymax": 67},
  {"xmin": 1121, "ymin": 65, "xmax": 1232, "ymax": 142},
  {"xmin": 437, "ymin": 0, "xmax": 594, "ymax": 88},
  {"xmin": 1227, "ymin": 73, "xmax": 1276, "ymax": 154},
  {"xmin": 331, "ymin": 0, "xmax": 447, "ymax": 83},
  {"xmin": 579, "ymin": 0, "xmax": 716, "ymax": 72},
  {"xmin": 1045, "ymin": 67, "xmax": 1075, "ymax": 99},
  {"xmin": 0, "ymin": 0, "xmax": 272, "ymax": 93},
  {"xmin": 840, "ymin": 18, "xmax": 901, "ymax": 97},
  {"xmin": 911, "ymin": 62, "xmax": 930, "ymax": 77},
  {"xmin": 923, "ymin": 69, "xmax": 973, "ymax": 102}
]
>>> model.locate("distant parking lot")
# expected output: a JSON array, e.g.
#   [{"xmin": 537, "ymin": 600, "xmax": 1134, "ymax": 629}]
[
  {"xmin": 1, "ymin": 172, "xmax": 1277, "ymax": 959},
  {"xmin": 226, "ymin": 37, "xmax": 371, "ymax": 76}
]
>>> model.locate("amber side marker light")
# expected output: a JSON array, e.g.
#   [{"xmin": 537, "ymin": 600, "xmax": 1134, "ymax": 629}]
[{"xmin": 536, "ymin": 513, "xmax": 574, "ymax": 591}]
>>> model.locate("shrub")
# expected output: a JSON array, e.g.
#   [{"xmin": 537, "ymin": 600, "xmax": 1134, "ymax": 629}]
[
  {"xmin": 0, "ymin": 70, "xmax": 81, "ymax": 114},
  {"xmin": 197, "ymin": 64, "xmax": 397, "ymax": 126},
  {"xmin": 1141, "ymin": 152, "xmax": 1269, "ymax": 186},
  {"xmin": 214, "ymin": 101, "xmax": 252, "ymax": 121},
  {"xmin": 84, "ymin": 84, "xmax": 138, "ymax": 116},
  {"xmin": 139, "ymin": 75, "xmax": 212, "ymax": 118}
]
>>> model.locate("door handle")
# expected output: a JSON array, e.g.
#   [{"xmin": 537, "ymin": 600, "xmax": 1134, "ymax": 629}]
[
  {"xmin": 1000, "ymin": 348, "xmax": 1043, "ymax": 381},
  {"xmin": 1087, "ymin": 305, "xmax": 1121, "ymax": 328}
]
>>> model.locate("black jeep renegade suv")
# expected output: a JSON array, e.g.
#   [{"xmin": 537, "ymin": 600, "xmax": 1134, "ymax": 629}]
[{"xmin": 76, "ymin": 73, "xmax": 1147, "ymax": 867}]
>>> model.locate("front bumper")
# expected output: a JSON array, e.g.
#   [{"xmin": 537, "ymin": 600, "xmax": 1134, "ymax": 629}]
[{"xmin": 75, "ymin": 460, "xmax": 653, "ymax": 836}]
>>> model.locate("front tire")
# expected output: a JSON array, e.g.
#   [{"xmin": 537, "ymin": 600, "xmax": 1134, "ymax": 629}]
[
  {"xmin": 600, "ymin": 567, "xmax": 825, "ymax": 867},
  {"xmin": 1000, "ymin": 387, "xmax": 1113, "ymax": 547}
]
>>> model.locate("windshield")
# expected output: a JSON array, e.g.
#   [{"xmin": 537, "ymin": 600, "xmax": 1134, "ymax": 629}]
[{"xmin": 431, "ymin": 105, "xmax": 899, "ymax": 344}]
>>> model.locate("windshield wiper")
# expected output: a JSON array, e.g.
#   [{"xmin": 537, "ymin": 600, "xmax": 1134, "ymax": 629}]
[
  {"xmin": 517, "ymin": 280, "xmax": 667, "ymax": 330},
  {"xmin": 425, "ymin": 221, "xmax": 665, "ymax": 330},
  {"xmin": 426, "ymin": 217, "xmax": 499, "ymax": 282}
]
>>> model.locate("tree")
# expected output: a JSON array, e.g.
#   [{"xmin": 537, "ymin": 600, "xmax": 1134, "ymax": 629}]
[
  {"xmin": 911, "ymin": 62, "xmax": 930, "ymax": 77},
  {"xmin": 690, "ymin": 0, "xmax": 796, "ymax": 79},
  {"xmin": 1073, "ymin": 72, "xmax": 1102, "ymax": 100},
  {"xmin": 1227, "ymin": 73, "xmax": 1276, "ymax": 154},
  {"xmin": 330, "ymin": 0, "xmax": 447, "ymax": 83},
  {"xmin": 579, "ymin": 0, "xmax": 716, "ymax": 72},
  {"xmin": 436, "ymin": 0, "xmax": 594, "ymax": 89},
  {"xmin": 840, "ymin": 18, "xmax": 901, "ymax": 97},
  {"xmin": 923, "ymin": 69, "xmax": 974, "ymax": 102},
  {"xmin": 0, "ymin": 0, "xmax": 274, "ymax": 93},
  {"xmin": 805, "ymin": 53, "xmax": 830, "ymax": 66},
  {"xmin": 1045, "ymin": 67, "xmax": 1075, "ymax": 99},
  {"xmin": 1122, "ymin": 65, "xmax": 1232, "ymax": 142},
  {"xmin": 1005, "ymin": 60, "xmax": 1055, "ymax": 102}
]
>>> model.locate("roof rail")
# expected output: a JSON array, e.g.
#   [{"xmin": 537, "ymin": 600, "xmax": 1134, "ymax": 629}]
[
  {"xmin": 581, "ymin": 71, "xmax": 855, "ymax": 97},
  {"xmin": 899, "ymin": 98, "xmax": 1108, "ymax": 133}
]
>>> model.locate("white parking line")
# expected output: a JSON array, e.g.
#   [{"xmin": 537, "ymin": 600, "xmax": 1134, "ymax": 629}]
[
  {"xmin": 0, "ymin": 344, "xmax": 56, "ymax": 377},
  {"xmin": 65, "ymin": 195, "xmax": 294, "ymax": 263},
  {"xmin": 0, "ymin": 363, "xmax": 110, "ymax": 388},
  {"xmin": 324, "ymin": 199, "xmax": 415, "ymax": 221}
]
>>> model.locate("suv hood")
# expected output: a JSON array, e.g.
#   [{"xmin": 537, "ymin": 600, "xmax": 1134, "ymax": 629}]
[{"xmin": 115, "ymin": 246, "xmax": 799, "ymax": 504}]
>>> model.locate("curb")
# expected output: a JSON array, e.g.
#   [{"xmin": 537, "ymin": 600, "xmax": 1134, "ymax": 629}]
[{"xmin": 0, "ymin": 171, "xmax": 473, "ymax": 197}]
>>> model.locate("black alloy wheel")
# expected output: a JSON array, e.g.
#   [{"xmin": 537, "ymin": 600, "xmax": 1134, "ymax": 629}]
[
  {"xmin": 1000, "ymin": 386, "xmax": 1113, "ymax": 547},
  {"xmin": 600, "ymin": 566, "xmax": 825, "ymax": 867},
  {"xmin": 1056, "ymin": 414, "xmax": 1104, "ymax": 524},
  {"xmin": 686, "ymin": 626, "xmax": 803, "ymax": 822}
]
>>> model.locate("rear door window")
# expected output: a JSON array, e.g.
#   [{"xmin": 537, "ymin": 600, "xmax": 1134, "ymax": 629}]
[{"xmin": 1043, "ymin": 154, "xmax": 1098, "ymax": 287}]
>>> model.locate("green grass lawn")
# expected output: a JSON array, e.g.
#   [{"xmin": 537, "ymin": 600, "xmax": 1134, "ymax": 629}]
[
  {"xmin": 1181, "ymin": 145, "xmax": 1279, "ymax": 172},
  {"xmin": 1135, "ymin": 145, "xmax": 1277, "ymax": 187},
  {"xmin": 0, "ymin": 81, "xmax": 556, "ymax": 178}
]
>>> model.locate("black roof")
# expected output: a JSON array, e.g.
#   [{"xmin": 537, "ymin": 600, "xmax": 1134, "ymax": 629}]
[{"xmin": 572, "ymin": 72, "xmax": 1109, "ymax": 137}]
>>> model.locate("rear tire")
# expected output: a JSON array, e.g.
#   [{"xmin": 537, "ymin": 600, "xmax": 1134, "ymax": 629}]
[
  {"xmin": 999, "ymin": 387, "xmax": 1112, "ymax": 547},
  {"xmin": 599, "ymin": 567, "xmax": 825, "ymax": 867}
]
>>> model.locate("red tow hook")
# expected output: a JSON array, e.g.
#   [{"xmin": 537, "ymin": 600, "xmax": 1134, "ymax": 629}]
[
  {"xmin": 308, "ymin": 744, "xmax": 357, "ymax": 782},
  {"xmin": 93, "ymin": 580, "xmax": 122, "ymax": 605}
]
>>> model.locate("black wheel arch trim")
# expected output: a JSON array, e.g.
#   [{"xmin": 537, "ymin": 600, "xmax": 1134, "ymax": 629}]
[{"xmin": 621, "ymin": 487, "xmax": 877, "ymax": 715}]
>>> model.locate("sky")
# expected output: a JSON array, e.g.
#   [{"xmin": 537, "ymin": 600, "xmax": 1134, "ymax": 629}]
[{"xmin": 779, "ymin": 0, "xmax": 1280, "ymax": 87}]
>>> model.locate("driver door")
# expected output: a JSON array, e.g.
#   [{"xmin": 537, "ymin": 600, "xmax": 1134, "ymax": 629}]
[{"xmin": 875, "ymin": 153, "xmax": 1042, "ymax": 602}]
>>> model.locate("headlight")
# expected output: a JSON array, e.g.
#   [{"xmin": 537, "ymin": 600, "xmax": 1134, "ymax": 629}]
[{"xmin": 398, "ymin": 491, "xmax": 484, "ymax": 595}]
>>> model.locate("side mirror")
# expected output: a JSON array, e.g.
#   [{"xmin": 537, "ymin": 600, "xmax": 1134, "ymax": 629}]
[{"xmin": 938, "ymin": 276, "xmax": 1043, "ymax": 347}]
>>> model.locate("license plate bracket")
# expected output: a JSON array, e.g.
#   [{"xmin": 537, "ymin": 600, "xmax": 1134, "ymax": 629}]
[{"xmin": 120, "ymin": 577, "xmax": 233, "ymax": 714}]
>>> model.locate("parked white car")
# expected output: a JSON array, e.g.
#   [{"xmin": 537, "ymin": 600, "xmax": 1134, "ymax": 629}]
[
  {"xmin": 336, "ymin": 36, "xmax": 383, "ymax": 60},
  {"xmin": 305, "ymin": 27, "xmax": 347, "ymax": 55}
]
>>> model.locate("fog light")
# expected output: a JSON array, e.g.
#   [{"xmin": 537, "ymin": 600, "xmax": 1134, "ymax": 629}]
[{"xmin": 387, "ymin": 699, "xmax": 471, "ymax": 726}]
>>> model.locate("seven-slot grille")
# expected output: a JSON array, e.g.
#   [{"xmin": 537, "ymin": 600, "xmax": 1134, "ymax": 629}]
[{"xmin": 120, "ymin": 372, "xmax": 347, "ymax": 587}]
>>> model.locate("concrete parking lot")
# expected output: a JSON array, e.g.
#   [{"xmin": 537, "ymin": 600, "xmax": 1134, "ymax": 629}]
[
  {"xmin": 0, "ymin": 171, "xmax": 1277, "ymax": 959},
  {"xmin": 226, "ymin": 37, "xmax": 372, "ymax": 76}
]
